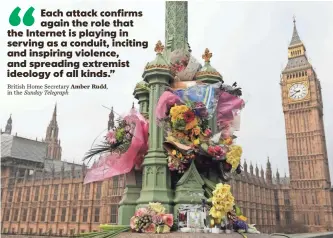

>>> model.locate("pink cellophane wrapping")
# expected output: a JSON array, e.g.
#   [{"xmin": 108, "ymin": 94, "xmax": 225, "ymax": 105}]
[
  {"xmin": 155, "ymin": 91, "xmax": 182, "ymax": 121},
  {"xmin": 216, "ymin": 92, "xmax": 245, "ymax": 131},
  {"xmin": 232, "ymin": 113, "xmax": 241, "ymax": 131},
  {"xmin": 84, "ymin": 108, "xmax": 149, "ymax": 184}
]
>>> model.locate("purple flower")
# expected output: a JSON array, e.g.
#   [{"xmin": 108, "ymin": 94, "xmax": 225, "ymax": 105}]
[{"xmin": 233, "ymin": 220, "xmax": 248, "ymax": 231}]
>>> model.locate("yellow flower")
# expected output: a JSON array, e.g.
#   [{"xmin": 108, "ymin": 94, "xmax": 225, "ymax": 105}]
[
  {"xmin": 226, "ymin": 145, "xmax": 242, "ymax": 169},
  {"xmin": 209, "ymin": 183, "xmax": 235, "ymax": 220},
  {"xmin": 162, "ymin": 225, "xmax": 170, "ymax": 233},
  {"xmin": 170, "ymin": 105, "xmax": 189, "ymax": 117},
  {"xmin": 148, "ymin": 202, "xmax": 165, "ymax": 214},
  {"xmin": 238, "ymin": 215, "xmax": 247, "ymax": 221},
  {"xmin": 209, "ymin": 207, "xmax": 217, "ymax": 217},
  {"xmin": 193, "ymin": 138, "xmax": 200, "ymax": 145},
  {"xmin": 223, "ymin": 137, "xmax": 233, "ymax": 145},
  {"xmin": 210, "ymin": 219, "xmax": 215, "ymax": 226},
  {"xmin": 172, "ymin": 150, "xmax": 177, "ymax": 155},
  {"xmin": 179, "ymin": 105, "xmax": 189, "ymax": 112}
]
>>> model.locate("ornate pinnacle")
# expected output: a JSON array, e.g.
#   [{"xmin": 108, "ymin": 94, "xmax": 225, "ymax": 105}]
[
  {"xmin": 202, "ymin": 48, "xmax": 212, "ymax": 62},
  {"xmin": 154, "ymin": 41, "xmax": 164, "ymax": 54}
]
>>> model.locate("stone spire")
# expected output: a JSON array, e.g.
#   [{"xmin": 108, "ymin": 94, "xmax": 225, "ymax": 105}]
[
  {"xmin": 289, "ymin": 16, "xmax": 302, "ymax": 46},
  {"xmin": 4, "ymin": 114, "xmax": 12, "ymax": 134},
  {"xmin": 260, "ymin": 166, "xmax": 265, "ymax": 178},
  {"xmin": 45, "ymin": 104, "xmax": 62, "ymax": 160},
  {"xmin": 266, "ymin": 157, "xmax": 272, "ymax": 184},
  {"xmin": 283, "ymin": 17, "xmax": 311, "ymax": 73},
  {"xmin": 250, "ymin": 162, "xmax": 254, "ymax": 175},
  {"xmin": 46, "ymin": 104, "xmax": 58, "ymax": 141},
  {"xmin": 108, "ymin": 107, "xmax": 114, "ymax": 130},
  {"xmin": 255, "ymin": 164, "xmax": 259, "ymax": 177},
  {"xmin": 243, "ymin": 159, "xmax": 248, "ymax": 173},
  {"xmin": 165, "ymin": 1, "xmax": 188, "ymax": 51},
  {"xmin": 276, "ymin": 169, "xmax": 280, "ymax": 184}
]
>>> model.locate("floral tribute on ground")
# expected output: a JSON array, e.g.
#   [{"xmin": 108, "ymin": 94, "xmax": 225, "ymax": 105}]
[
  {"xmin": 83, "ymin": 107, "xmax": 149, "ymax": 184},
  {"xmin": 206, "ymin": 183, "xmax": 260, "ymax": 236},
  {"xmin": 130, "ymin": 203, "xmax": 173, "ymax": 233}
]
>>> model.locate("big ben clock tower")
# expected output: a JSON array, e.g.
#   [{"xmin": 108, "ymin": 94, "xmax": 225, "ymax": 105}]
[{"xmin": 281, "ymin": 19, "xmax": 333, "ymax": 231}]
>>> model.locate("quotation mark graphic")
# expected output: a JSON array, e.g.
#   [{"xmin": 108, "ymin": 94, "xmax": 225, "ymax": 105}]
[{"xmin": 9, "ymin": 7, "xmax": 35, "ymax": 26}]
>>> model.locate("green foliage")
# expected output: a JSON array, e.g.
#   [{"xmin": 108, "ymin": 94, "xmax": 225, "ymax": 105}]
[
  {"xmin": 173, "ymin": 119, "xmax": 186, "ymax": 130},
  {"xmin": 235, "ymin": 205, "xmax": 242, "ymax": 216},
  {"xmin": 200, "ymin": 119, "xmax": 209, "ymax": 131},
  {"xmin": 171, "ymin": 218, "xmax": 178, "ymax": 231},
  {"xmin": 83, "ymin": 143, "xmax": 110, "ymax": 164},
  {"xmin": 201, "ymin": 143, "xmax": 209, "ymax": 152},
  {"xmin": 115, "ymin": 128, "xmax": 125, "ymax": 142},
  {"xmin": 77, "ymin": 225, "xmax": 130, "ymax": 238}
]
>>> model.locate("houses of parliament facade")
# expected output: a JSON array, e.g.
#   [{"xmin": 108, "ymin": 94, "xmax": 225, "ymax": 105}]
[{"xmin": 1, "ymin": 21, "xmax": 332, "ymax": 236}]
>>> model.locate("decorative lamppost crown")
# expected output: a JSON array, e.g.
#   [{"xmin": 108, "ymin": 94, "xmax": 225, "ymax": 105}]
[
  {"xmin": 202, "ymin": 48, "xmax": 212, "ymax": 62},
  {"xmin": 155, "ymin": 40, "xmax": 165, "ymax": 54},
  {"xmin": 195, "ymin": 48, "xmax": 223, "ymax": 82},
  {"xmin": 143, "ymin": 40, "xmax": 173, "ymax": 79}
]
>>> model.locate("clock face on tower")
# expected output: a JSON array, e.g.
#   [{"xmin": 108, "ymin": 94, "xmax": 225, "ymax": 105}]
[{"xmin": 288, "ymin": 83, "xmax": 309, "ymax": 100}]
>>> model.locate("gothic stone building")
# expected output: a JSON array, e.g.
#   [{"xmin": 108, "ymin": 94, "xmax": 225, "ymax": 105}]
[{"xmin": 1, "ymin": 21, "xmax": 333, "ymax": 236}]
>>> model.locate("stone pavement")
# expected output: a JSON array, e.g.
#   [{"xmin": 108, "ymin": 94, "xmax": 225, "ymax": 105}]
[
  {"xmin": 117, "ymin": 232, "xmax": 270, "ymax": 238},
  {"xmin": 2, "ymin": 232, "xmax": 333, "ymax": 238}
]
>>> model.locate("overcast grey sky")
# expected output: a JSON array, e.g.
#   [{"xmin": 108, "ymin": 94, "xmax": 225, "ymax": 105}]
[{"xmin": 1, "ymin": 1, "xmax": 332, "ymax": 180}]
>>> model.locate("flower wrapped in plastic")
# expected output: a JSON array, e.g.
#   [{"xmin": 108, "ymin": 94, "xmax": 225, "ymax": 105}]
[
  {"xmin": 208, "ymin": 183, "xmax": 235, "ymax": 226},
  {"xmin": 83, "ymin": 108, "xmax": 149, "ymax": 184},
  {"xmin": 216, "ymin": 91, "xmax": 245, "ymax": 139},
  {"xmin": 170, "ymin": 49, "xmax": 201, "ymax": 81},
  {"xmin": 155, "ymin": 82, "xmax": 244, "ymax": 175},
  {"xmin": 164, "ymin": 141, "xmax": 196, "ymax": 173},
  {"xmin": 157, "ymin": 101, "xmax": 211, "ymax": 173},
  {"xmin": 130, "ymin": 203, "xmax": 173, "ymax": 233}
]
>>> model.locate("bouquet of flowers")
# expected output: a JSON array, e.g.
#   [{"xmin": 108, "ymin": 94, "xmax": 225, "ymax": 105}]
[
  {"xmin": 106, "ymin": 119, "xmax": 135, "ymax": 152},
  {"xmin": 84, "ymin": 118, "xmax": 135, "ymax": 162},
  {"xmin": 170, "ymin": 57, "xmax": 189, "ymax": 73},
  {"xmin": 164, "ymin": 102, "xmax": 211, "ymax": 173},
  {"xmin": 208, "ymin": 183, "xmax": 235, "ymax": 227},
  {"xmin": 130, "ymin": 203, "xmax": 173, "ymax": 233},
  {"xmin": 201, "ymin": 136, "xmax": 243, "ymax": 173},
  {"xmin": 83, "ymin": 108, "xmax": 149, "ymax": 184},
  {"xmin": 155, "ymin": 82, "xmax": 245, "ymax": 179},
  {"xmin": 226, "ymin": 206, "xmax": 260, "ymax": 235},
  {"xmin": 169, "ymin": 49, "xmax": 201, "ymax": 81},
  {"xmin": 167, "ymin": 148, "xmax": 196, "ymax": 173}
]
